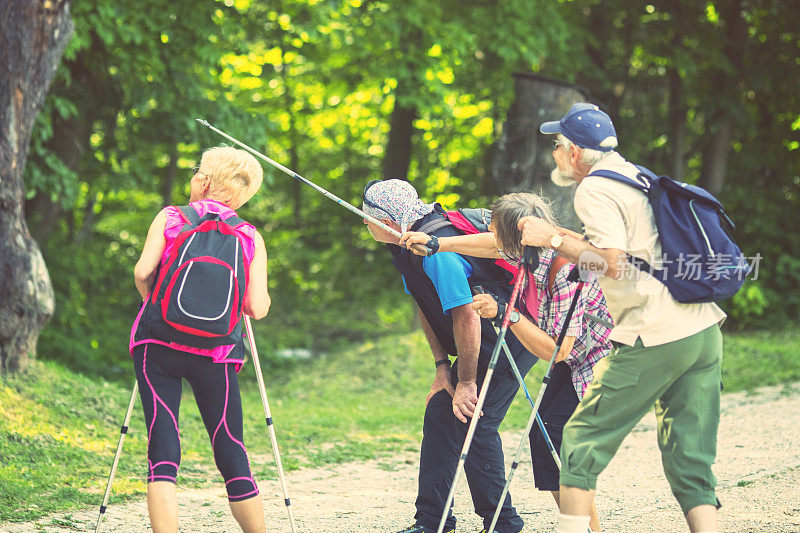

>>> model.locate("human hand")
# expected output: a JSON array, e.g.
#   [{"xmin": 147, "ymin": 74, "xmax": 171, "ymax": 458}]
[
  {"xmin": 452, "ymin": 380, "xmax": 480, "ymax": 423},
  {"xmin": 426, "ymin": 367, "xmax": 455, "ymax": 405},
  {"xmin": 518, "ymin": 216, "xmax": 556, "ymax": 247},
  {"xmin": 399, "ymin": 231, "xmax": 433, "ymax": 256},
  {"xmin": 470, "ymin": 294, "xmax": 498, "ymax": 320}
]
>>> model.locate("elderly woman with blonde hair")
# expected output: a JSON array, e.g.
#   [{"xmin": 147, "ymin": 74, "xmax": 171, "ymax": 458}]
[{"xmin": 130, "ymin": 146, "xmax": 270, "ymax": 533}]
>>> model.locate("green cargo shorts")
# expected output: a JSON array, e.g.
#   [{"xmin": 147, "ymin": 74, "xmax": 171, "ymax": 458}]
[{"xmin": 559, "ymin": 324, "xmax": 723, "ymax": 514}]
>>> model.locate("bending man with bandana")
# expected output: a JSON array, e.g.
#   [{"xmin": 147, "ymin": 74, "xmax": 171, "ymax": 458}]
[{"xmin": 362, "ymin": 179, "xmax": 534, "ymax": 533}]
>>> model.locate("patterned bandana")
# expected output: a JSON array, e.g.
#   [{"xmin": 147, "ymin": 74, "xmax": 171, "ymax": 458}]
[{"xmin": 362, "ymin": 179, "xmax": 436, "ymax": 232}]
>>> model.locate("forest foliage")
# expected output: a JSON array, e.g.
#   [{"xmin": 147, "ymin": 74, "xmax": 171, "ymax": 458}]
[{"xmin": 23, "ymin": 0, "xmax": 799, "ymax": 373}]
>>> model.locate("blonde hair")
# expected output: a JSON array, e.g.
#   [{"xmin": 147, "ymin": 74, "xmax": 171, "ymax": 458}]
[
  {"xmin": 198, "ymin": 146, "xmax": 263, "ymax": 209},
  {"xmin": 490, "ymin": 192, "xmax": 559, "ymax": 259}
]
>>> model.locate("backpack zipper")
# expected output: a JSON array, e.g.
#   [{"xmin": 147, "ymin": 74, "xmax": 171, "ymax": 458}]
[
  {"xmin": 689, "ymin": 199, "xmax": 715, "ymax": 256},
  {"xmin": 178, "ymin": 233, "xmax": 196, "ymax": 264},
  {"xmin": 175, "ymin": 234, "xmax": 238, "ymax": 321},
  {"xmin": 177, "ymin": 264, "xmax": 234, "ymax": 320}
]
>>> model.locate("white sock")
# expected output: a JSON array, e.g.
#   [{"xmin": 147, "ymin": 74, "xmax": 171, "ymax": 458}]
[{"xmin": 556, "ymin": 513, "xmax": 591, "ymax": 533}]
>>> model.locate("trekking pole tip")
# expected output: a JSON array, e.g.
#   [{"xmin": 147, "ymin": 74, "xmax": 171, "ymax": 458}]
[{"xmin": 195, "ymin": 118, "xmax": 210, "ymax": 127}]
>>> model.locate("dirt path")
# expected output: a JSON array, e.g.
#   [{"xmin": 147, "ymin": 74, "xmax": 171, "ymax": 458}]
[{"xmin": 6, "ymin": 383, "xmax": 800, "ymax": 532}]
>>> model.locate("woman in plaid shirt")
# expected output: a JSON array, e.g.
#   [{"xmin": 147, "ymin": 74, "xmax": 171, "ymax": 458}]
[{"xmin": 402, "ymin": 192, "xmax": 613, "ymax": 533}]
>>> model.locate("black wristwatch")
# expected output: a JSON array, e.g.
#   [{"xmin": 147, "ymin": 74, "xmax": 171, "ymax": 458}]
[{"xmin": 426, "ymin": 235, "xmax": 440, "ymax": 255}]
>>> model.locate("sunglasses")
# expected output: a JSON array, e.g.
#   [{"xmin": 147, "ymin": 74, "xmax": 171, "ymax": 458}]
[{"xmin": 552, "ymin": 138, "xmax": 569, "ymax": 151}]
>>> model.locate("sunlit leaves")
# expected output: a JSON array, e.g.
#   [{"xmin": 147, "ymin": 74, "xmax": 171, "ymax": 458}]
[
  {"xmin": 470, "ymin": 117, "xmax": 493, "ymax": 138},
  {"xmin": 705, "ymin": 2, "xmax": 720, "ymax": 24}
]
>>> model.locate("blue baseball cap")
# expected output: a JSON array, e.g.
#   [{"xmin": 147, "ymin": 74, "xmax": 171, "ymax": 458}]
[{"xmin": 539, "ymin": 103, "xmax": 618, "ymax": 152}]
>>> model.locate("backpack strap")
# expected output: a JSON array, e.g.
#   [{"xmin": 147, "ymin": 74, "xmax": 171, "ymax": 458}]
[
  {"xmin": 586, "ymin": 168, "xmax": 667, "ymax": 280},
  {"xmin": 625, "ymin": 254, "xmax": 669, "ymax": 282},
  {"xmin": 178, "ymin": 205, "xmax": 201, "ymax": 227},
  {"xmin": 416, "ymin": 215, "xmax": 452, "ymax": 235},
  {"xmin": 589, "ymin": 169, "xmax": 651, "ymax": 192},
  {"xmin": 221, "ymin": 215, "xmax": 246, "ymax": 228},
  {"xmin": 180, "ymin": 205, "xmax": 249, "ymax": 229},
  {"xmin": 548, "ymin": 255, "xmax": 571, "ymax": 296}
]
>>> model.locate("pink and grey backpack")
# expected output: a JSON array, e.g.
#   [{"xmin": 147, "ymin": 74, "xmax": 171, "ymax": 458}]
[{"xmin": 142, "ymin": 206, "xmax": 250, "ymax": 351}]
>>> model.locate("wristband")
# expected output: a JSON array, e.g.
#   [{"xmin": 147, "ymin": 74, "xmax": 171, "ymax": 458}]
[
  {"xmin": 426, "ymin": 235, "xmax": 440, "ymax": 255},
  {"xmin": 492, "ymin": 302, "xmax": 506, "ymax": 328},
  {"xmin": 435, "ymin": 358, "xmax": 450, "ymax": 368}
]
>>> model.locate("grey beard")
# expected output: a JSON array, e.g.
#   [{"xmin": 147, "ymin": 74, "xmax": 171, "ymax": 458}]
[{"xmin": 550, "ymin": 165, "xmax": 576, "ymax": 187}]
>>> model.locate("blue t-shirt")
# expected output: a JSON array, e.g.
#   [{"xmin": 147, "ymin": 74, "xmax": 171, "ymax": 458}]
[{"xmin": 402, "ymin": 252, "xmax": 474, "ymax": 314}]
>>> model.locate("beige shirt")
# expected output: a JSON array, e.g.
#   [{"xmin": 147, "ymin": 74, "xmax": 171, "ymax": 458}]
[{"xmin": 573, "ymin": 152, "xmax": 726, "ymax": 347}]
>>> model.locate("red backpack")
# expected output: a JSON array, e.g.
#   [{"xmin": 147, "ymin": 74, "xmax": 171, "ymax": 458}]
[{"xmin": 144, "ymin": 206, "xmax": 250, "ymax": 349}]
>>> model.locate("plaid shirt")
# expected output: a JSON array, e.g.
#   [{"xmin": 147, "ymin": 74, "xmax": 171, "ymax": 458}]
[{"xmin": 523, "ymin": 249, "xmax": 613, "ymax": 399}]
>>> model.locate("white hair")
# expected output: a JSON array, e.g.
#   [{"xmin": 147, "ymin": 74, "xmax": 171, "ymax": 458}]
[{"xmin": 559, "ymin": 134, "xmax": 617, "ymax": 167}]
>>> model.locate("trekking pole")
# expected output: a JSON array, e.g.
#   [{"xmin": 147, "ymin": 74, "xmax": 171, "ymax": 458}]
[
  {"xmin": 435, "ymin": 248, "xmax": 537, "ymax": 533},
  {"xmin": 94, "ymin": 381, "xmax": 138, "ymax": 533},
  {"xmin": 499, "ymin": 340, "xmax": 562, "ymax": 470},
  {"xmin": 196, "ymin": 119, "xmax": 431, "ymax": 256},
  {"xmin": 500, "ymin": 347, "xmax": 592, "ymax": 533},
  {"xmin": 472, "ymin": 285, "xmax": 562, "ymax": 470},
  {"xmin": 243, "ymin": 316, "xmax": 298, "ymax": 533},
  {"xmin": 487, "ymin": 267, "xmax": 585, "ymax": 533}
]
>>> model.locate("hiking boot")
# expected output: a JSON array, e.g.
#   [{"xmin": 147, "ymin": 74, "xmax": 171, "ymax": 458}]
[{"xmin": 396, "ymin": 525, "xmax": 455, "ymax": 533}]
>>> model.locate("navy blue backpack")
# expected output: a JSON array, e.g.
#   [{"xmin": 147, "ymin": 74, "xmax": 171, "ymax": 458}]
[{"xmin": 589, "ymin": 165, "xmax": 751, "ymax": 303}]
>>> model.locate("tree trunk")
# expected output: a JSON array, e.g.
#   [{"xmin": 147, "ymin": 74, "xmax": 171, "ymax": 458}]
[
  {"xmin": 667, "ymin": 18, "xmax": 688, "ymax": 181},
  {"xmin": 701, "ymin": 113, "xmax": 734, "ymax": 195},
  {"xmin": 0, "ymin": 0, "xmax": 73, "ymax": 374},
  {"xmin": 25, "ymin": 34, "xmax": 100, "ymax": 242},
  {"xmin": 491, "ymin": 73, "xmax": 591, "ymax": 232},
  {"xmin": 668, "ymin": 67, "xmax": 687, "ymax": 180},
  {"xmin": 24, "ymin": 110, "xmax": 84, "ymax": 242},
  {"xmin": 382, "ymin": 81, "xmax": 417, "ymax": 181},
  {"xmin": 699, "ymin": 0, "xmax": 745, "ymax": 194},
  {"xmin": 72, "ymin": 193, "xmax": 96, "ymax": 246}
]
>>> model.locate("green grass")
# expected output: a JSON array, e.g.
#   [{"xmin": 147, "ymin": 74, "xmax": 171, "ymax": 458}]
[
  {"xmin": 718, "ymin": 329, "xmax": 800, "ymax": 392},
  {"xmin": 1, "ymin": 328, "xmax": 799, "ymax": 522},
  {"xmin": 0, "ymin": 333, "xmax": 431, "ymax": 523}
]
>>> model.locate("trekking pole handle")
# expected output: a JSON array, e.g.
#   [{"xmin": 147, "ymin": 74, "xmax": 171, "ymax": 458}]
[
  {"xmin": 522, "ymin": 245, "xmax": 539, "ymax": 271},
  {"xmin": 195, "ymin": 119, "xmax": 435, "ymax": 256},
  {"xmin": 409, "ymin": 242, "xmax": 434, "ymax": 256}
]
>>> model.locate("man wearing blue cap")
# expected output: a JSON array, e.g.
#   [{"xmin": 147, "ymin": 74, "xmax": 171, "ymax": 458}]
[{"xmin": 519, "ymin": 103, "xmax": 726, "ymax": 533}]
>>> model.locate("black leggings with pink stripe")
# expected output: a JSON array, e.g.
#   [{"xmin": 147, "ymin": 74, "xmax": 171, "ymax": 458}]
[{"xmin": 132, "ymin": 343, "xmax": 258, "ymax": 502}]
